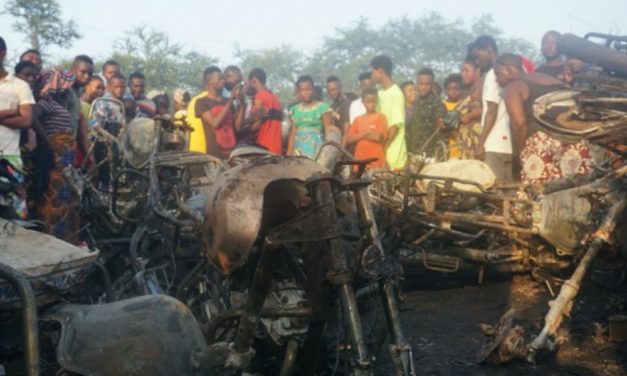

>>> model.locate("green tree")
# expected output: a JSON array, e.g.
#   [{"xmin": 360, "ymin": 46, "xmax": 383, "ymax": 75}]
[
  {"xmin": 3, "ymin": 0, "xmax": 80, "ymax": 51},
  {"xmin": 235, "ymin": 44, "xmax": 307, "ymax": 104},
  {"xmin": 238, "ymin": 12, "xmax": 539, "ymax": 100},
  {"xmin": 111, "ymin": 26, "xmax": 217, "ymax": 92}
]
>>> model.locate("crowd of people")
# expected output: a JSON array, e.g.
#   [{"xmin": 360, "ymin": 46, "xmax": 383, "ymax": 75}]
[{"xmin": 0, "ymin": 30, "xmax": 595, "ymax": 245}]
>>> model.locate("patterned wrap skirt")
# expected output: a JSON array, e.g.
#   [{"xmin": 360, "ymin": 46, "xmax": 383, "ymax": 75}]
[
  {"xmin": 520, "ymin": 131, "xmax": 593, "ymax": 185},
  {"xmin": 36, "ymin": 131, "xmax": 80, "ymax": 245}
]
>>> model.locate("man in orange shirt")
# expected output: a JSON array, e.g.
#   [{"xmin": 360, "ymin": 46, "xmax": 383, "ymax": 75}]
[{"xmin": 345, "ymin": 88, "xmax": 387, "ymax": 170}]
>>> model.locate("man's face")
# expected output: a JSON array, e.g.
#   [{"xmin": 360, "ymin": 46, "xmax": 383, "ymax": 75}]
[
  {"xmin": 471, "ymin": 47, "xmax": 493, "ymax": 71},
  {"xmin": 370, "ymin": 68, "xmax": 383, "ymax": 85},
  {"xmin": 129, "ymin": 78, "xmax": 145, "ymax": 100},
  {"xmin": 21, "ymin": 52, "xmax": 42, "ymax": 72},
  {"xmin": 207, "ymin": 72, "xmax": 225, "ymax": 92},
  {"xmin": 359, "ymin": 78, "xmax": 373, "ymax": 92},
  {"xmin": 246, "ymin": 77, "xmax": 258, "ymax": 96},
  {"xmin": 326, "ymin": 81, "xmax": 342, "ymax": 102},
  {"xmin": 107, "ymin": 78, "xmax": 126, "ymax": 99},
  {"xmin": 542, "ymin": 33, "xmax": 560, "ymax": 60},
  {"xmin": 72, "ymin": 61, "xmax": 93, "ymax": 86},
  {"xmin": 494, "ymin": 64, "xmax": 516, "ymax": 88},
  {"xmin": 17, "ymin": 67, "xmax": 38, "ymax": 88},
  {"xmin": 224, "ymin": 70, "xmax": 242, "ymax": 91},
  {"xmin": 445, "ymin": 82, "xmax": 461, "ymax": 102},
  {"xmin": 103, "ymin": 64, "xmax": 120, "ymax": 82},
  {"xmin": 416, "ymin": 74, "xmax": 433, "ymax": 98}
]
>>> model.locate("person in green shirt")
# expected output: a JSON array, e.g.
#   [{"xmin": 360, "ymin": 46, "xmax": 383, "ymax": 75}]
[{"xmin": 370, "ymin": 55, "xmax": 406, "ymax": 170}]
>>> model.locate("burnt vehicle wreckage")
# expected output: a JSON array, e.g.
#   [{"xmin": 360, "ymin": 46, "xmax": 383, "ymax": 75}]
[
  {"xmin": 1, "ymin": 102, "xmax": 414, "ymax": 375},
  {"xmin": 368, "ymin": 32, "xmax": 627, "ymax": 366},
  {"xmin": 0, "ymin": 32, "xmax": 626, "ymax": 375}
]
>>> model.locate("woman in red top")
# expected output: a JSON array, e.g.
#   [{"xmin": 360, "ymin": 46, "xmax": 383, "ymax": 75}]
[{"xmin": 345, "ymin": 88, "xmax": 388, "ymax": 170}]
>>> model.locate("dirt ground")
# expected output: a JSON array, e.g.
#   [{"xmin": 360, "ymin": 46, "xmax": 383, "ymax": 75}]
[{"xmin": 395, "ymin": 270, "xmax": 627, "ymax": 376}]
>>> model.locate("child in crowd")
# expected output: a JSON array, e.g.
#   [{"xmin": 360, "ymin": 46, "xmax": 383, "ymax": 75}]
[
  {"xmin": 345, "ymin": 88, "xmax": 388, "ymax": 171},
  {"xmin": 443, "ymin": 74, "xmax": 463, "ymax": 159},
  {"xmin": 80, "ymin": 76, "xmax": 105, "ymax": 122}
]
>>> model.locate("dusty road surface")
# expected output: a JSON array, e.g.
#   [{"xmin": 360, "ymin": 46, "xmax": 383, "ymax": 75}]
[{"xmin": 393, "ymin": 271, "xmax": 627, "ymax": 376}]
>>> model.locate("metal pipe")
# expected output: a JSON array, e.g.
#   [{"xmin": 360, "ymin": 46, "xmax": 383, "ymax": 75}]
[
  {"xmin": 279, "ymin": 338, "xmax": 300, "ymax": 376},
  {"xmin": 312, "ymin": 178, "xmax": 373, "ymax": 375},
  {"xmin": 0, "ymin": 262, "xmax": 40, "ymax": 376},
  {"xmin": 352, "ymin": 183, "xmax": 415, "ymax": 376},
  {"xmin": 175, "ymin": 258, "xmax": 207, "ymax": 301},
  {"xmin": 558, "ymin": 33, "xmax": 627, "ymax": 76},
  {"xmin": 232, "ymin": 237, "xmax": 281, "ymax": 356},
  {"xmin": 93, "ymin": 261, "xmax": 114, "ymax": 303},
  {"xmin": 527, "ymin": 196, "xmax": 627, "ymax": 362}
]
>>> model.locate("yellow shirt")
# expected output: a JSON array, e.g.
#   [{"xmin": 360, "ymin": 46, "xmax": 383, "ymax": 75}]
[
  {"xmin": 442, "ymin": 99, "xmax": 460, "ymax": 112},
  {"xmin": 186, "ymin": 91, "xmax": 209, "ymax": 153}
]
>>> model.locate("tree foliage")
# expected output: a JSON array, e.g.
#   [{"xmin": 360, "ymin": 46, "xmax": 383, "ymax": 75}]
[
  {"xmin": 239, "ymin": 12, "xmax": 537, "ymax": 104},
  {"xmin": 111, "ymin": 26, "xmax": 217, "ymax": 91},
  {"xmin": 3, "ymin": 0, "xmax": 80, "ymax": 52}
]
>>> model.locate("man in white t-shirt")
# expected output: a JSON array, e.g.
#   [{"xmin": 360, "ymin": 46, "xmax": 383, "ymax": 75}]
[
  {"xmin": 0, "ymin": 36, "xmax": 35, "ymax": 169},
  {"xmin": 470, "ymin": 35, "xmax": 513, "ymax": 182},
  {"xmin": 348, "ymin": 72, "xmax": 374, "ymax": 124}
]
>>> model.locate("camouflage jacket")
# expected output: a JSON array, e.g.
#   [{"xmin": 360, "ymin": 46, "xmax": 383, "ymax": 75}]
[{"xmin": 405, "ymin": 93, "xmax": 446, "ymax": 154}]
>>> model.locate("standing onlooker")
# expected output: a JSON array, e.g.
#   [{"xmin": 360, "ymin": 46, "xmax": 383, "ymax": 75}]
[
  {"xmin": 223, "ymin": 66, "xmax": 243, "ymax": 98},
  {"xmin": 535, "ymin": 31, "xmax": 564, "ymax": 78},
  {"xmin": 33, "ymin": 71, "xmax": 80, "ymax": 244},
  {"xmin": 15, "ymin": 61, "xmax": 48, "ymax": 218},
  {"xmin": 80, "ymin": 76, "xmax": 105, "ymax": 122},
  {"xmin": 326, "ymin": 75, "xmax": 351, "ymax": 136},
  {"xmin": 0, "ymin": 37, "xmax": 35, "ymax": 195},
  {"xmin": 471, "ymin": 35, "xmax": 513, "ymax": 183},
  {"xmin": 349, "ymin": 72, "xmax": 374, "ymax": 125},
  {"xmin": 150, "ymin": 92, "xmax": 170, "ymax": 117},
  {"xmin": 495, "ymin": 53, "xmax": 592, "ymax": 185},
  {"xmin": 247, "ymin": 68, "xmax": 283, "ymax": 155},
  {"xmin": 100, "ymin": 60, "xmax": 121, "ymax": 84},
  {"xmin": 287, "ymin": 75, "xmax": 332, "ymax": 158},
  {"xmin": 70, "ymin": 55, "xmax": 94, "ymax": 167},
  {"xmin": 406, "ymin": 68, "xmax": 446, "ymax": 157},
  {"xmin": 370, "ymin": 55, "xmax": 406, "ymax": 170},
  {"xmin": 345, "ymin": 87, "xmax": 388, "ymax": 171},
  {"xmin": 14, "ymin": 61, "xmax": 38, "ymax": 88},
  {"xmin": 195, "ymin": 66, "xmax": 244, "ymax": 159},
  {"xmin": 456, "ymin": 57, "xmax": 483, "ymax": 160},
  {"xmin": 400, "ymin": 81, "xmax": 416, "ymax": 127},
  {"xmin": 19, "ymin": 49, "xmax": 42, "ymax": 75},
  {"xmin": 129, "ymin": 72, "xmax": 156, "ymax": 118},
  {"xmin": 443, "ymin": 73, "xmax": 463, "ymax": 159},
  {"xmin": 442, "ymin": 74, "xmax": 462, "ymax": 111}
]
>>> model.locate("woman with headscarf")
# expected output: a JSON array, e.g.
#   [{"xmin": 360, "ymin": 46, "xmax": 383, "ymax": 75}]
[{"xmin": 33, "ymin": 69, "xmax": 80, "ymax": 244}]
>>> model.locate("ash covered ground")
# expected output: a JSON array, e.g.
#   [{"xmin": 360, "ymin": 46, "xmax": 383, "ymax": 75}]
[{"xmin": 389, "ymin": 270, "xmax": 627, "ymax": 376}]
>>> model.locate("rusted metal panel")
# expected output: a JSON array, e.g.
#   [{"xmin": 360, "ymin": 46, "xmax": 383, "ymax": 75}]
[
  {"xmin": 202, "ymin": 156, "xmax": 329, "ymax": 275},
  {"xmin": 44, "ymin": 295, "xmax": 209, "ymax": 376},
  {"xmin": 0, "ymin": 219, "xmax": 98, "ymax": 306}
]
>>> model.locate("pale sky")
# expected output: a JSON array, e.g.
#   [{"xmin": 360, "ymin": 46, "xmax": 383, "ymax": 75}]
[{"xmin": 0, "ymin": 0, "xmax": 624, "ymax": 66}]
